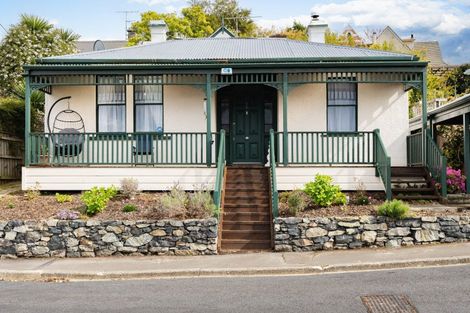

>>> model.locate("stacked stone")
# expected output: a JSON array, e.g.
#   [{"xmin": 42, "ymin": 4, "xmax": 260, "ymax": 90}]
[
  {"xmin": 274, "ymin": 216, "xmax": 470, "ymax": 252},
  {"xmin": 0, "ymin": 218, "xmax": 218, "ymax": 258}
]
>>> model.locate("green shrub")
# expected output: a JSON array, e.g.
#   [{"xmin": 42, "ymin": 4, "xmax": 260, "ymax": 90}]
[
  {"xmin": 122, "ymin": 204, "xmax": 137, "ymax": 213},
  {"xmin": 80, "ymin": 186, "xmax": 118, "ymax": 216},
  {"xmin": 188, "ymin": 188, "xmax": 217, "ymax": 218},
  {"xmin": 377, "ymin": 200, "xmax": 410, "ymax": 219},
  {"xmin": 354, "ymin": 182, "xmax": 370, "ymax": 205},
  {"xmin": 286, "ymin": 190, "xmax": 309, "ymax": 215},
  {"xmin": 120, "ymin": 178, "xmax": 139, "ymax": 198},
  {"xmin": 355, "ymin": 194, "xmax": 370, "ymax": 205},
  {"xmin": 55, "ymin": 193, "xmax": 73, "ymax": 203},
  {"xmin": 25, "ymin": 183, "xmax": 40, "ymax": 200},
  {"xmin": 304, "ymin": 174, "xmax": 346, "ymax": 207},
  {"xmin": 157, "ymin": 185, "xmax": 188, "ymax": 217}
]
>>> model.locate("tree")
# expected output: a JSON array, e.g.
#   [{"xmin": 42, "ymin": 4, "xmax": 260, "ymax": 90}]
[
  {"xmin": 443, "ymin": 64, "xmax": 470, "ymax": 98},
  {"xmin": 128, "ymin": 6, "xmax": 213, "ymax": 46},
  {"xmin": 181, "ymin": 5, "xmax": 213, "ymax": 38},
  {"xmin": 189, "ymin": 0, "xmax": 256, "ymax": 37},
  {"xmin": 0, "ymin": 14, "xmax": 79, "ymax": 97},
  {"xmin": 325, "ymin": 30, "xmax": 356, "ymax": 47},
  {"xmin": 258, "ymin": 21, "xmax": 308, "ymax": 41},
  {"xmin": 439, "ymin": 125, "xmax": 464, "ymax": 169},
  {"xmin": 283, "ymin": 21, "xmax": 307, "ymax": 41}
]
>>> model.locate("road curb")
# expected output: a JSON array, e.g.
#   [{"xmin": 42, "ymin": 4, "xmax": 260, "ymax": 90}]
[{"xmin": 1, "ymin": 256, "xmax": 470, "ymax": 282}]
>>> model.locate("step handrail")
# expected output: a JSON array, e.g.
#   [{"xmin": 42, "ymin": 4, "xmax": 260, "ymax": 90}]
[
  {"xmin": 269, "ymin": 129, "xmax": 279, "ymax": 218},
  {"xmin": 374, "ymin": 129, "xmax": 392, "ymax": 200},
  {"xmin": 425, "ymin": 133, "xmax": 447, "ymax": 198},
  {"xmin": 213, "ymin": 130, "xmax": 226, "ymax": 210}
]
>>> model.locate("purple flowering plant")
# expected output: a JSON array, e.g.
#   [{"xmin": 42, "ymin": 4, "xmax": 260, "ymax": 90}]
[
  {"xmin": 56, "ymin": 209, "xmax": 80, "ymax": 220},
  {"xmin": 446, "ymin": 167, "xmax": 466, "ymax": 194}
]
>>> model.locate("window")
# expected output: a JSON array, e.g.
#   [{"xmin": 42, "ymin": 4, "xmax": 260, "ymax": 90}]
[
  {"xmin": 97, "ymin": 76, "xmax": 126, "ymax": 132},
  {"xmin": 134, "ymin": 75, "xmax": 163, "ymax": 132},
  {"xmin": 327, "ymin": 82, "xmax": 357, "ymax": 132}
]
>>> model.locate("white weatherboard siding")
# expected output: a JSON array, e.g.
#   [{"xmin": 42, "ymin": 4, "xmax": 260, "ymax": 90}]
[
  {"xmin": 22, "ymin": 167, "xmax": 216, "ymax": 191},
  {"xmin": 276, "ymin": 166, "xmax": 384, "ymax": 191}
]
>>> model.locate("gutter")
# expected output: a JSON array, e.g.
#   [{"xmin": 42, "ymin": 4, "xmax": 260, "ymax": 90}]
[{"xmin": 24, "ymin": 61, "xmax": 428, "ymax": 73}]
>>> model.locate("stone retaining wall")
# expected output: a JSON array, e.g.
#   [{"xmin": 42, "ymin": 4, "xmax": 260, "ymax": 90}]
[
  {"xmin": 0, "ymin": 218, "xmax": 218, "ymax": 257},
  {"xmin": 274, "ymin": 216, "xmax": 470, "ymax": 252}
]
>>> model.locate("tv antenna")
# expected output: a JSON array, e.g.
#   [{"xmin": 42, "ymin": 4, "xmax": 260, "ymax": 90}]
[
  {"xmin": 222, "ymin": 15, "xmax": 261, "ymax": 35},
  {"xmin": 116, "ymin": 10, "xmax": 139, "ymax": 39}
]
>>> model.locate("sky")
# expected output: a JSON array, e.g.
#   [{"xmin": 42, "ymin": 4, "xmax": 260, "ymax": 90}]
[{"xmin": 0, "ymin": 0, "xmax": 469, "ymax": 64}]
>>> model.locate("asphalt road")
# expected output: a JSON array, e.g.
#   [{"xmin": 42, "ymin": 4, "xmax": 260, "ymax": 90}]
[{"xmin": 0, "ymin": 265, "xmax": 469, "ymax": 313}]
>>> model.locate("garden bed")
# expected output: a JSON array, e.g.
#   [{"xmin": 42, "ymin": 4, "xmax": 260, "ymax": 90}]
[
  {"xmin": 0, "ymin": 189, "xmax": 214, "ymax": 221},
  {"xmin": 291, "ymin": 203, "xmax": 470, "ymax": 218}
]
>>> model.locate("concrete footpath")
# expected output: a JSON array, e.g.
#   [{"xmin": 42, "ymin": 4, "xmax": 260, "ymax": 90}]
[{"xmin": 0, "ymin": 242, "xmax": 470, "ymax": 281}]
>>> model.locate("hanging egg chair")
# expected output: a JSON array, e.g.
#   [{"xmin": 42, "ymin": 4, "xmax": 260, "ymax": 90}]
[{"xmin": 47, "ymin": 96, "xmax": 85, "ymax": 157}]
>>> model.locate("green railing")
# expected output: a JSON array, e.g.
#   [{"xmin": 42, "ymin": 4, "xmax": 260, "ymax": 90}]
[
  {"xmin": 425, "ymin": 133, "xmax": 447, "ymax": 198},
  {"xmin": 269, "ymin": 129, "xmax": 279, "ymax": 218},
  {"xmin": 213, "ymin": 130, "xmax": 226, "ymax": 209},
  {"xmin": 29, "ymin": 132, "xmax": 217, "ymax": 166},
  {"xmin": 374, "ymin": 130, "xmax": 392, "ymax": 200},
  {"xmin": 272, "ymin": 130, "xmax": 390, "ymax": 199},
  {"xmin": 406, "ymin": 132, "xmax": 423, "ymax": 166},
  {"xmin": 274, "ymin": 131, "xmax": 376, "ymax": 164}
]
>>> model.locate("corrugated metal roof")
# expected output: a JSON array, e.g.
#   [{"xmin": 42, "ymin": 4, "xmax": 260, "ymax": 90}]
[
  {"xmin": 42, "ymin": 38, "xmax": 415, "ymax": 63},
  {"xmin": 75, "ymin": 40, "xmax": 128, "ymax": 53}
]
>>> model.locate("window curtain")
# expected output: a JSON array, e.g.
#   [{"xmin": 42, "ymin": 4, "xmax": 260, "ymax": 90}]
[
  {"xmin": 135, "ymin": 105, "xmax": 163, "ymax": 132},
  {"xmin": 134, "ymin": 81, "xmax": 163, "ymax": 132},
  {"xmin": 98, "ymin": 105, "xmax": 125, "ymax": 132},
  {"xmin": 327, "ymin": 82, "xmax": 357, "ymax": 132},
  {"xmin": 97, "ymin": 76, "xmax": 126, "ymax": 132}
]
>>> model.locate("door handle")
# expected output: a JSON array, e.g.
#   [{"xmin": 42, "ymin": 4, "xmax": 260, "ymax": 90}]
[{"xmin": 245, "ymin": 136, "xmax": 249, "ymax": 140}]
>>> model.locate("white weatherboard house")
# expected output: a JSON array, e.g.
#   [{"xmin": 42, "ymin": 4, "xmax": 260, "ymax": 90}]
[{"xmin": 22, "ymin": 16, "xmax": 436, "ymax": 211}]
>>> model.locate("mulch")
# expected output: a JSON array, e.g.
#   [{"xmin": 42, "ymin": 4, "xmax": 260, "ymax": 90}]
[{"xmin": 0, "ymin": 192, "xmax": 182, "ymax": 221}]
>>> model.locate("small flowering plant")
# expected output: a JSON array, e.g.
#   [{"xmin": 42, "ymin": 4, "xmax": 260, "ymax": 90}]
[
  {"xmin": 56, "ymin": 209, "xmax": 80, "ymax": 220},
  {"xmin": 446, "ymin": 167, "xmax": 466, "ymax": 194}
]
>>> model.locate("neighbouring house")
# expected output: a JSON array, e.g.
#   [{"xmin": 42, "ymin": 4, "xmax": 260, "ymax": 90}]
[
  {"xmin": 409, "ymin": 93, "xmax": 470, "ymax": 195},
  {"xmin": 342, "ymin": 25, "xmax": 365, "ymax": 46},
  {"xmin": 22, "ymin": 14, "xmax": 437, "ymax": 204},
  {"xmin": 374, "ymin": 26, "xmax": 454, "ymax": 76}
]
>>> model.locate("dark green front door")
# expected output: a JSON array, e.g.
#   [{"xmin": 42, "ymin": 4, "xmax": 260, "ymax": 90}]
[
  {"xmin": 232, "ymin": 105, "xmax": 263, "ymax": 163},
  {"xmin": 217, "ymin": 84, "xmax": 277, "ymax": 165}
]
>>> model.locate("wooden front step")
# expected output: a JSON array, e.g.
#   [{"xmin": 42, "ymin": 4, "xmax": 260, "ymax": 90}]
[
  {"xmin": 222, "ymin": 230, "xmax": 271, "ymax": 240},
  {"xmin": 223, "ymin": 212, "xmax": 270, "ymax": 222},
  {"xmin": 224, "ymin": 190, "xmax": 268, "ymax": 197},
  {"xmin": 394, "ymin": 194, "xmax": 440, "ymax": 201},
  {"xmin": 224, "ymin": 206, "xmax": 269, "ymax": 213},
  {"xmin": 220, "ymin": 166, "xmax": 272, "ymax": 252},
  {"xmin": 392, "ymin": 187, "xmax": 435, "ymax": 194},
  {"xmin": 223, "ymin": 221, "xmax": 271, "ymax": 231},
  {"xmin": 221, "ymin": 239, "xmax": 271, "ymax": 251},
  {"xmin": 225, "ymin": 182, "xmax": 268, "ymax": 189},
  {"xmin": 391, "ymin": 166, "xmax": 440, "ymax": 201},
  {"xmin": 391, "ymin": 166, "xmax": 427, "ymax": 177},
  {"xmin": 224, "ymin": 195, "xmax": 270, "ymax": 201}
]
